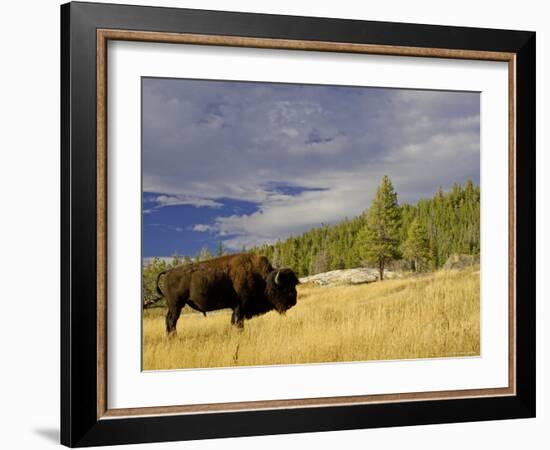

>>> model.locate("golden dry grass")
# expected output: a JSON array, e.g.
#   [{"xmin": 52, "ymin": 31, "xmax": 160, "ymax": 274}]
[{"xmin": 142, "ymin": 266, "xmax": 480, "ymax": 370}]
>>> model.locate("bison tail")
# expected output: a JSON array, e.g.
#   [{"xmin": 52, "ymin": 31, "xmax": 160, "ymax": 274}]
[
  {"xmin": 144, "ymin": 270, "xmax": 169, "ymax": 309},
  {"xmin": 155, "ymin": 269, "xmax": 169, "ymax": 298}
]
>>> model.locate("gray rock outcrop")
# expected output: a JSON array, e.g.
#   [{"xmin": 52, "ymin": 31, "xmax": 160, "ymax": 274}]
[
  {"xmin": 299, "ymin": 267, "xmax": 402, "ymax": 287},
  {"xmin": 442, "ymin": 253, "xmax": 479, "ymax": 270}
]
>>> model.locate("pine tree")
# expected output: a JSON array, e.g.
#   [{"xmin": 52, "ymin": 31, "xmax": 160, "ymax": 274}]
[
  {"xmin": 271, "ymin": 245, "xmax": 281, "ymax": 268},
  {"xmin": 310, "ymin": 249, "xmax": 330, "ymax": 274},
  {"xmin": 197, "ymin": 246, "xmax": 213, "ymax": 261},
  {"xmin": 402, "ymin": 217, "xmax": 430, "ymax": 272},
  {"xmin": 358, "ymin": 175, "xmax": 401, "ymax": 280},
  {"xmin": 216, "ymin": 241, "xmax": 225, "ymax": 257},
  {"xmin": 171, "ymin": 251, "xmax": 181, "ymax": 266}
]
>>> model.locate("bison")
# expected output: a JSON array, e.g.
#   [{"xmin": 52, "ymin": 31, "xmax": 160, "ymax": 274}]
[{"xmin": 153, "ymin": 253, "xmax": 299, "ymax": 335}]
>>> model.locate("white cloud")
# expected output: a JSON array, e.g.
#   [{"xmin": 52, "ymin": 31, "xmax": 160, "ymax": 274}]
[
  {"xmin": 155, "ymin": 195, "xmax": 223, "ymax": 209},
  {"xmin": 192, "ymin": 224, "xmax": 216, "ymax": 232},
  {"xmin": 143, "ymin": 79, "xmax": 480, "ymax": 249}
]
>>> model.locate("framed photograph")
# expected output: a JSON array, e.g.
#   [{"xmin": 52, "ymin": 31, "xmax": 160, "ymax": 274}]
[{"xmin": 61, "ymin": 1, "xmax": 535, "ymax": 447}]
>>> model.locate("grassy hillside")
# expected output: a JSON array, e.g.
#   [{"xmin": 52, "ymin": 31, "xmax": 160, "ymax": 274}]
[{"xmin": 142, "ymin": 265, "xmax": 479, "ymax": 370}]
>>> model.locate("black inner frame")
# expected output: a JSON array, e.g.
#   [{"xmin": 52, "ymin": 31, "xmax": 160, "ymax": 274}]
[{"xmin": 61, "ymin": 2, "xmax": 535, "ymax": 447}]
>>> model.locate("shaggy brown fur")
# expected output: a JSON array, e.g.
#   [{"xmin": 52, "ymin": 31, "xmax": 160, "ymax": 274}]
[{"xmin": 156, "ymin": 253, "xmax": 299, "ymax": 335}]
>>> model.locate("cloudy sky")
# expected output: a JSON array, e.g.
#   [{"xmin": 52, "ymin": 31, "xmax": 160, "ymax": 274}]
[{"xmin": 142, "ymin": 77, "xmax": 479, "ymax": 257}]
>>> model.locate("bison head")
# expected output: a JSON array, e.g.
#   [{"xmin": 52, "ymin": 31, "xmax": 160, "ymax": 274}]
[{"xmin": 265, "ymin": 268, "xmax": 299, "ymax": 314}]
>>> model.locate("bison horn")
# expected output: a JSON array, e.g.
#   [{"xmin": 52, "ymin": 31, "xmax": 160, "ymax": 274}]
[{"xmin": 274, "ymin": 270, "xmax": 281, "ymax": 286}]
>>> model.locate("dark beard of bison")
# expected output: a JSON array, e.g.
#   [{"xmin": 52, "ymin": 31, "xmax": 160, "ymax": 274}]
[
  {"xmin": 264, "ymin": 270, "xmax": 298, "ymax": 315},
  {"xmin": 264, "ymin": 282, "xmax": 285, "ymax": 314}
]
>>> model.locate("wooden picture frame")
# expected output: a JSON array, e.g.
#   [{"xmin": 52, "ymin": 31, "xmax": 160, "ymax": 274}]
[{"xmin": 61, "ymin": 2, "xmax": 535, "ymax": 447}]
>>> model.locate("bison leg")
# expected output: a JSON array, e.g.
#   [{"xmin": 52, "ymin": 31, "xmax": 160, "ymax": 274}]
[
  {"xmin": 166, "ymin": 302, "xmax": 184, "ymax": 336},
  {"xmin": 231, "ymin": 306, "xmax": 244, "ymax": 329}
]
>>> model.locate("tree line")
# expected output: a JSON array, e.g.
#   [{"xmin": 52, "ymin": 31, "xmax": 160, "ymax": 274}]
[{"xmin": 249, "ymin": 176, "xmax": 480, "ymax": 279}]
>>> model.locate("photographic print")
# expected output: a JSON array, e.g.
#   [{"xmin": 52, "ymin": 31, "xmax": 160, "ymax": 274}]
[
  {"xmin": 62, "ymin": 6, "xmax": 535, "ymax": 444},
  {"xmin": 141, "ymin": 77, "xmax": 481, "ymax": 371}
]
